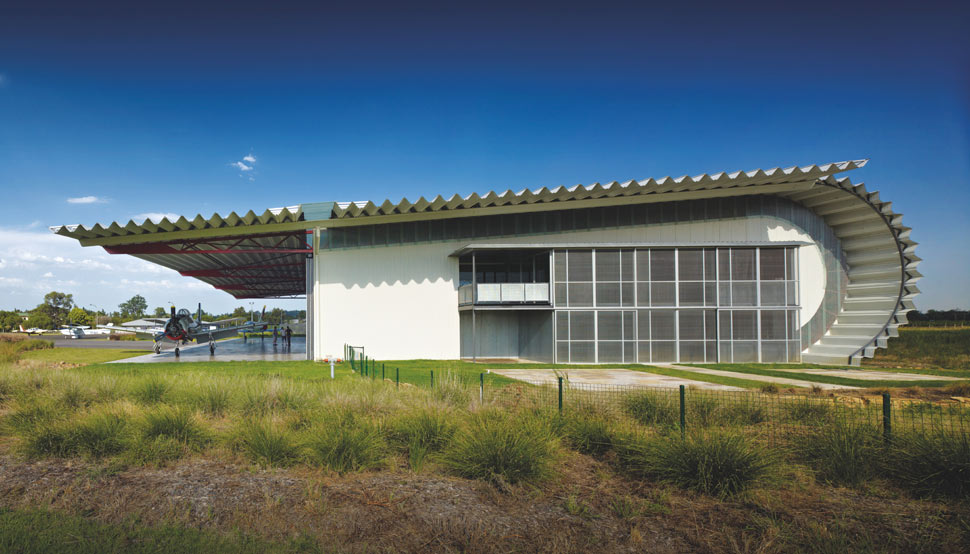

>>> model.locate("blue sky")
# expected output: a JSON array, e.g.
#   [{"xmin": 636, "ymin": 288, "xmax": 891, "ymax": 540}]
[{"xmin": 0, "ymin": 1, "xmax": 968, "ymax": 313}]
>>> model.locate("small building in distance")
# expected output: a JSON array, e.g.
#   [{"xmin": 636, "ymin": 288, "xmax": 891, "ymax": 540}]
[{"xmin": 52, "ymin": 159, "xmax": 919, "ymax": 366}]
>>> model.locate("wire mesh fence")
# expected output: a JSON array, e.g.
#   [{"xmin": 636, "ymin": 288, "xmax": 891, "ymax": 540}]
[{"xmin": 341, "ymin": 345, "xmax": 970, "ymax": 441}]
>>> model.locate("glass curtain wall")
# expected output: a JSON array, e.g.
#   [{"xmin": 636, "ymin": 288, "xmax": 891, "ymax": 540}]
[{"xmin": 553, "ymin": 247, "xmax": 799, "ymax": 363}]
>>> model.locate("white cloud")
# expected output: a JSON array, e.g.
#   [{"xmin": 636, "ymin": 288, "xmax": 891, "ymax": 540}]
[
  {"xmin": 0, "ymin": 227, "xmax": 305, "ymax": 314},
  {"xmin": 132, "ymin": 212, "xmax": 180, "ymax": 223},
  {"xmin": 230, "ymin": 152, "xmax": 257, "ymax": 180},
  {"xmin": 67, "ymin": 195, "xmax": 107, "ymax": 204}
]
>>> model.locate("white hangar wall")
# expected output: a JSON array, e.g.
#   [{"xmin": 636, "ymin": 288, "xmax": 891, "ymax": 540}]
[{"xmin": 311, "ymin": 213, "xmax": 829, "ymax": 361}]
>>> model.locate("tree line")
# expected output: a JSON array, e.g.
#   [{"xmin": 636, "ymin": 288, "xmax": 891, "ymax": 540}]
[{"xmin": 0, "ymin": 291, "xmax": 306, "ymax": 332}]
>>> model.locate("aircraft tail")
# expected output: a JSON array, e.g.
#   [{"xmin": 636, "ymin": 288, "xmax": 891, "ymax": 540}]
[
  {"xmin": 197, "ymin": 303, "xmax": 202, "ymax": 322},
  {"xmin": 19, "ymin": 324, "xmax": 25, "ymax": 333}
]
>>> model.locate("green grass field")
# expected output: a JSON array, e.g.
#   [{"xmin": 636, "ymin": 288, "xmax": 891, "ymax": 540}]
[
  {"xmin": 0, "ymin": 342, "xmax": 968, "ymax": 552},
  {"xmin": 865, "ymin": 327, "xmax": 970, "ymax": 370}
]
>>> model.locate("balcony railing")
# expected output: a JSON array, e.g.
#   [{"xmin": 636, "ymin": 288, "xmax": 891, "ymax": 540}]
[{"xmin": 458, "ymin": 283, "xmax": 550, "ymax": 306}]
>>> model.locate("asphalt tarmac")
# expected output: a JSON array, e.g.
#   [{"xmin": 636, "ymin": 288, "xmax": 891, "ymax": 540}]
[
  {"xmin": 113, "ymin": 336, "xmax": 306, "ymax": 363},
  {"xmin": 49, "ymin": 336, "xmax": 155, "ymax": 350}
]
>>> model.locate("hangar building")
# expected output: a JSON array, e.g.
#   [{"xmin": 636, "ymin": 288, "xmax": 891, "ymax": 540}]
[{"xmin": 52, "ymin": 159, "xmax": 919, "ymax": 366}]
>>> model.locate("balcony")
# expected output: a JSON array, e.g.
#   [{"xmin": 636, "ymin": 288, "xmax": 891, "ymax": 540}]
[{"xmin": 459, "ymin": 283, "xmax": 550, "ymax": 306}]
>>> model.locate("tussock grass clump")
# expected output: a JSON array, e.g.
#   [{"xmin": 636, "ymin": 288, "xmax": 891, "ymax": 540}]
[
  {"xmin": 196, "ymin": 385, "xmax": 232, "ymax": 416},
  {"xmin": 19, "ymin": 420, "xmax": 76, "ymax": 458},
  {"xmin": 132, "ymin": 379, "xmax": 168, "ymax": 404},
  {"xmin": 618, "ymin": 430, "xmax": 776, "ymax": 497},
  {"xmin": 884, "ymin": 431, "xmax": 970, "ymax": 499},
  {"xmin": 687, "ymin": 395, "xmax": 722, "ymax": 428},
  {"xmin": 242, "ymin": 380, "xmax": 308, "ymax": 415},
  {"xmin": 783, "ymin": 399, "xmax": 833, "ymax": 425},
  {"xmin": 388, "ymin": 407, "xmax": 457, "ymax": 452},
  {"xmin": 443, "ymin": 411, "xmax": 559, "ymax": 484},
  {"xmin": 235, "ymin": 419, "xmax": 301, "ymax": 467},
  {"xmin": 723, "ymin": 402, "xmax": 770, "ymax": 426},
  {"xmin": 431, "ymin": 372, "xmax": 472, "ymax": 407},
  {"xmin": 306, "ymin": 420, "xmax": 386, "ymax": 473},
  {"xmin": 5, "ymin": 399, "xmax": 61, "ymax": 435},
  {"xmin": 124, "ymin": 436, "xmax": 187, "ymax": 466},
  {"xmin": 140, "ymin": 406, "xmax": 208, "ymax": 448},
  {"xmin": 59, "ymin": 382, "xmax": 93, "ymax": 410},
  {"xmin": 942, "ymin": 382, "xmax": 970, "ymax": 396},
  {"xmin": 797, "ymin": 422, "xmax": 880, "ymax": 485},
  {"xmin": 623, "ymin": 391, "xmax": 677, "ymax": 427},
  {"xmin": 73, "ymin": 409, "xmax": 128, "ymax": 458},
  {"xmin": 562, "ymin": 413, "xmax": 614, "ymax": 456}
]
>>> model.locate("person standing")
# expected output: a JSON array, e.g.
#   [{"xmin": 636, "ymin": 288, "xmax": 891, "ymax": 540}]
[
  {"xmin": 273, "ymin": 325, "xmax": 278, "ymax": 346},
  {"xmin": 285, "ymin": 326, "xmax": 292, "ymax": 348}
]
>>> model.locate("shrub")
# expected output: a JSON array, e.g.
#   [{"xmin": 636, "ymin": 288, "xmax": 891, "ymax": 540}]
[
  {"xmin": 618, "ymin": 430, "xmax": 776, "ymax": 497},
  {"xmin": 797, "ymin": 422, "xmax": 880, "ymax": 485},
  {"xmin": 236, "ymin": 419, "xmax": 301, "ymax": 467},
  {"xmin": 132, "ymin": 379, "xmax": 168, "ymax": 404},
  {"xmin": 140, "ymin": 407, "xmax": 208, "ymax": 448},
  {"xmin": 760, "ymin": 383, "xmax": 779, "ymax": 394},
  {"xmin": 884, "ymin": 431, "xmax": 970, "ymax": 499},
  {"xmin": 623, "ymin": 391, "xmax": 676, "ymax": 427},
  {"xmin": 306, "ymin": 421, "xmax": 386, "ymax": 473},
  {"xmin": 442, "ymin": 411, "xmax": 559, "ymax": 484}
]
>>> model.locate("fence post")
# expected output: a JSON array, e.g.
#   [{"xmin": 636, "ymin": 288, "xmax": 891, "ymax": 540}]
[
  {"xmin": 558, "ymin": 377, "xmax": 563, "ymax": 415},
  {"xmin": 480, "ymin": 372, "xmax": 484, "ymax": 403},
  {"xmin": 396, "ymin": 367, "xmax": 400, "ymax": 388},
  {"xmin": 430, "ymin": 370, "xmax": 434, "ymax": 389},
  {"xmin": 882, "ymin": 393, "xmax": 892, "ymax": 443},
  {"xmin": 679, "ymin": 385, "xmax": 686, "ymax": 439},
  {"xmin": 382, "ymin": 363, "xmax": 385, "ymax": 381}
]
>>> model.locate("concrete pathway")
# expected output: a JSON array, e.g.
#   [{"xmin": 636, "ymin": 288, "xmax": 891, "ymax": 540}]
[
  {"xmin": 110, "ymin": 337, "xmax": 306, "ymax": 363},
  {"xmin": 660, "ymin": 364, "xmax": 857, "ymax": 390},
  {"xmin": 490, "ymin": 368, "xmax": 743, "ymax": 391},
  {"xmin": 766, "ymin": 368, "xmax": 963, "ymax": 381}
]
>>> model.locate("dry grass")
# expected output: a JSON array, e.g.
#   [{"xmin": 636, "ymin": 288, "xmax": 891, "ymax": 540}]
[{"xmin": 0, "ymin": 357, "xmax": 968, "ymax": 552}]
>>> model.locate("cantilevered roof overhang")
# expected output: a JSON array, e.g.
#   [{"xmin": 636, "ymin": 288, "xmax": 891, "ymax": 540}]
[{"xmin": 51, "ymin": 158, "xmax": 916, "ymax": 354}]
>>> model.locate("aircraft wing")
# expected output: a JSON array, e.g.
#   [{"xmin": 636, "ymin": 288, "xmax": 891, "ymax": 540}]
[
  {"xmin": 190, "ymin": 327, "xmax": 242, "ymax": 342},
  {"xmin": 203, "ymin": 317, "xmax": 246, "ymax": 326},
  {"xmin": 130, "ymin": 330, "xmax": 161, "ymax": 341}
]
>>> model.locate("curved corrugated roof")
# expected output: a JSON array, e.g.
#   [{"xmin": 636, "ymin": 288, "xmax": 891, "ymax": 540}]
[
  {"xmin": 50, "ymin": 160, "xmax": 867, "ymax": 240},
  {"xmin": 329, "ymin": 159, "xmax": 868, "ymax": 219}
]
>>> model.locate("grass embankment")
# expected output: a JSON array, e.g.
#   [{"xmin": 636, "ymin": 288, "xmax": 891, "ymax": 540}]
[
  {"xmin": 865, "ymin": 327, "xmax": 970, "ymax": 370},
  {"xmin": 0, "ymin": 347, "xmax": 968, "ymax": 552},
  {"xmin": 0, "ymin": 336, "xmax": 52, "ymax": 364}
]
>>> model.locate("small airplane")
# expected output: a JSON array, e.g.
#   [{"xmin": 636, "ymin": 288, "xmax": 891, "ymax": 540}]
[
  {"xmin": 18, "ymin": 325, "xmax": 51, "ymax": 335},
  {"xmin": 132, "ymin": 304, "xmax": 267, "ymax": 357},
  {"xmin": 60, "ymin": 324, "xmax": 122, "ymax": 339}
]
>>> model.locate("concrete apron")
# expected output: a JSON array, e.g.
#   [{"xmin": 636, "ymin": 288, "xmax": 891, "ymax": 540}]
[
  {"xmin": 489, "ymin": 368, "xmax": 744, "ymax": 391},
  {"xmin": 659, "ymin": 364, "xmax": 857, "ymax": 390}
]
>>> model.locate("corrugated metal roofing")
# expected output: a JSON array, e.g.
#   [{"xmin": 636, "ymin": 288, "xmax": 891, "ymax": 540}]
[
  {"xmin": 329, "ymin": 159, "xmax": 868, "ymax": 219},
  {"xmin": 50, "ymin": 160, "xmax": 867, "ymax": 240}
]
